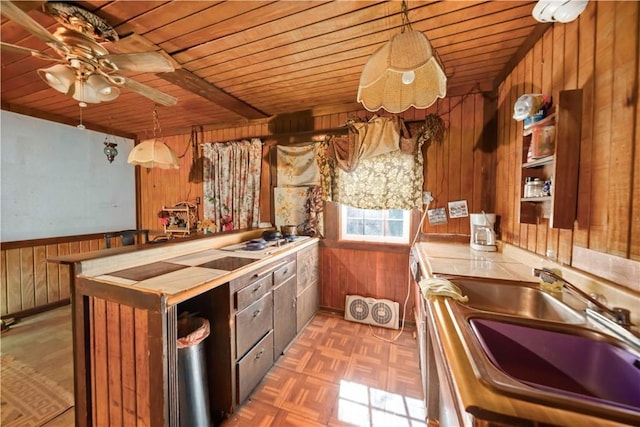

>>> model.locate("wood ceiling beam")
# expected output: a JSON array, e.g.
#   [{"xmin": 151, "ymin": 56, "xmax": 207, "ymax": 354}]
[
  {"xmin": 157, "ymin": 68, "xmax": 269, "ymax": 120},
  {"xmin": 1, "ymin": 101, "xmax": 137, "ymax": 140}
]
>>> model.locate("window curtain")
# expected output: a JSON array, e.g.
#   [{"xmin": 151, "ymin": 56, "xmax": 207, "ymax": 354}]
[
  {"xmin": 317, "ymin": 130, "xmax": 424, "ymax": 211},
  {"xmin": 203, "ymin": 138, "xmax": 262, "ymax": 232}
]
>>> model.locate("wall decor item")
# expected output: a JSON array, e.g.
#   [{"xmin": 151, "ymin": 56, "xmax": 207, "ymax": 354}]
[
  {"xmin": 447, "ymin": 200, "xmax": 469, "ymax": 218},
  {"xmin": 427, "ymin": 207, "xmax": 448, "ymax": 225},
  {"xmin": 274, "ymin": 186, "xmax": 310, "ymax": 229},
  {"xmin": 277, "ymin": 143, "xmax": 320, "ymax": 186}
]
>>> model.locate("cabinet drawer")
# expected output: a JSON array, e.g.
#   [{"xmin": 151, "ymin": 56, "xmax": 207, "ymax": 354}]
[
  {"xmin": 236, "ymin": 330, "xmax": 274, "ymax": 404},
  {"xmin": 235, "ymin": 275, "xmax": 272, "ymax": 311},
  {"xmin": 273, "ymin": 259, "xmax": 296, "ymax": 287},
  {"xmin": 236, "ymin": 293, "xmax": 273, "ymax": 358}
]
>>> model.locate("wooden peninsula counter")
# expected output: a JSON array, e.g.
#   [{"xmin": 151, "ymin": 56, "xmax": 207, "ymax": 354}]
[{"xmin": 50, "ymin": 230, "xmax": 320, "ymax": 427}]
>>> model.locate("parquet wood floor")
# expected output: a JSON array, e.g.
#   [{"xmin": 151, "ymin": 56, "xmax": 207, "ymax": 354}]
[
  {"xmin": 223, "ymin": 312, "xmax": 426, "ymax": 427},
  {"xmin": 0, "ymin": 307, "xmax": 425, "ymax": 426}
]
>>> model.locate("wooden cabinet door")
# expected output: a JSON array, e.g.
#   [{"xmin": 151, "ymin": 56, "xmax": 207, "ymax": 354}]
[{"xmin": 273, "ymin": 276, "xmax": 297, "ymax": 358}]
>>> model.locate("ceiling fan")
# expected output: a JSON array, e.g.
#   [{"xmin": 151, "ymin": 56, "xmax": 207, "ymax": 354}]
[{"xmin": 0, "ymin": 1, "xmax": 177, "ymax": 106}]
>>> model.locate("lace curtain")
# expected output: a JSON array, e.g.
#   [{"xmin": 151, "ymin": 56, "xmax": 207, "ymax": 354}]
[
  {"xmin": 318, "ymin": 128, "xmax": 424, "ymax": 211},
  {"xmin": 202, "ymin": 138, "xmax": 262, "ymax": 232}
]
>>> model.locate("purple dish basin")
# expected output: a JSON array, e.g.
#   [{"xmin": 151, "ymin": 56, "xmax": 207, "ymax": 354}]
[{"xmin": 470, "ymin": 318, "xmax": 640, "ymax": 413}]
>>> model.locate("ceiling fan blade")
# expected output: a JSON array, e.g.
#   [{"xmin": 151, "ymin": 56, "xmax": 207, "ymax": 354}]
[
  {"xmin": 120, "ymin": 76, "xmax": 177, "ymax": 106},
  {"xmin": 0, "ymin": 1, "xmax": 64, "ymax": 50},
  {"xmin": 102, "ymin": 52, "xmax": 175, "ymax": 73},
  {"xmin": 1, "ymin": 41, "xmax": 61, "ymax": 61}
]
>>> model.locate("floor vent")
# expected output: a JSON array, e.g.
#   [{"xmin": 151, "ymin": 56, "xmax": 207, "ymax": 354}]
[{"xmin": 344, "ymin": 295, "xmax": 399, "ymax": 329}]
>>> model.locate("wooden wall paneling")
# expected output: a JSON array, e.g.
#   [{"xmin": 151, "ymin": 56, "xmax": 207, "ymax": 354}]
[
  {"xmin": 134, "ymin": 307, "xmax": 151, "ymax": 426},
  {"xmin": 119, "ymin": 305, "xmax": 137, "ymax": 425},
  {"xmin": 607, "ymin": 1, "xmax": 637, "ymax": 258},
  {"xmin": 20, "ymin": 247, "xmax": 35, "ymax": 310},
  {"xmin": 46, "ymin": 244, "xmax": 60, "ymax": 303},
  {"xmin": 460, "ymin": 95, "xmax": 475, "ymax": 236},
  {"xmin": 632, "ymin": 7, "xmax": 640, "ymax": 261},
  {"xmin": 423, "ymin": 104, "xmax": 439, "ymax": 232},
  {"xmin": 496, "ymin": 78, "xmax": 510, "ymax": 242},
  {"xmin": 1, "ymin": 250, "xmax": 7, "ymax": 315},
  {"xmin": 574, "ymin": 2, "xmax": 596, "ymax": 248},
  {"xmin": 93, "ymin": 297, "xmax": 109, "ymax": 426},
  {"xmin": 58, "ymin": 243, "xmax": 70, "ymax": 299},
  {"xmin": 448, "ymin": 96, "xmax": 463, "ymax": 235},
  {"xmin": 438, "ymin": 98, "xmax": 451, "ymax": 233},
  {"xmin": 34, "ymin": 245, "xmax": 47, "ymax": 307},
  {"xmin": 107, "ymin": 300, "xmax": 123, "ymax": 426},
  {"xmin": 590, "ymin": 3, "xmax": 615, "ymax": 252},
  {"xmin": 6, "ymin": 249, "xmax": 21, "ymax": 313}
]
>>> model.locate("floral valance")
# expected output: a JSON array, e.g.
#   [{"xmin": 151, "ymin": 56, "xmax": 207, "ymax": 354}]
[{"xmin": 317, "ymin": 124, "xmax": 424, "ymax": 211}]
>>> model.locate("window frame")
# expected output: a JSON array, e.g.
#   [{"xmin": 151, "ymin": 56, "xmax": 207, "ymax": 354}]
[{"xmin": 339, "ymin": 204, "xmax": 411, "ymax": 244}]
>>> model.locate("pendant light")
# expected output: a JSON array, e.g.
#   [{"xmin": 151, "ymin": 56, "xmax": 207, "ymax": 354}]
[
  {"xmin": 127, "ymin": 105, "xmax": 179, "ymax": 169},
  {"xmin": 357, "ymin": 0, "xmax": 446, "ymax": 113}
]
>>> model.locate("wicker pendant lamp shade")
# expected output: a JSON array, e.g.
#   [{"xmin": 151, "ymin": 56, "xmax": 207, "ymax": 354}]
[
  {"xmin": 357, "ymin": 3, "xmax": 446, "ymax": 113},
  {"xmin": 128, "ymin": 105, "xmax": 180, "ymax": 169}
]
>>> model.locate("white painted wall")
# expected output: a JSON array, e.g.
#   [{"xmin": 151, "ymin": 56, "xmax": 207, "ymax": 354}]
[{"xmin": 1, "ymin": 110, "xmax": 136, "ymax": 241}]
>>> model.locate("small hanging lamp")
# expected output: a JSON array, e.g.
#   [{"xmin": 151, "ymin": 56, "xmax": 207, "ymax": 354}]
[
  {"xmin": 357, "ymin": 0, "xmax": 446, "ymax": 113},
  {"xmin": 128, "ymin": 105, "xmax": 179, "ymax": 169}
]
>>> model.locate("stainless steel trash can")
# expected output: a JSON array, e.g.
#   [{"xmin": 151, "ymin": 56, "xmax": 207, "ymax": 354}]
[{"xmin": 177, "ymin": 316, "xmax": 211, "ymax": 427}]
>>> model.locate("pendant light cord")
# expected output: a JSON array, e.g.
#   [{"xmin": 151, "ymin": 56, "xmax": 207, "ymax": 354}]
[{"xmin": 401, "ymin": 0, "xmax": 412, "ymax": 33}]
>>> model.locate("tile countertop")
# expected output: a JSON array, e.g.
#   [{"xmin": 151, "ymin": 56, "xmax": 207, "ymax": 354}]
[
  {"xmin": 65, "ymin": 232, "xmax": 317, "ymax": 305},
  {"xmin": 413, "ymin": 242, "xmax": 537, "ymax": 283}
]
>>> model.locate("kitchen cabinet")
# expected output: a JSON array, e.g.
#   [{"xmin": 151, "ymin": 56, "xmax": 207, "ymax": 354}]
[
  {"xmin": 273, "ymin": 259, "xmax": 297, "ymax": 358},
  {"xmin": 295, "ymin": 241, "xmax": 319, "ymax": 332},
  {"xmin": 519, "ymin": 89, "xmax": 582, "ymax": 229},
  {"xmin": 57, "ymin": 232, "xmax": 318, "ymax": 427}
]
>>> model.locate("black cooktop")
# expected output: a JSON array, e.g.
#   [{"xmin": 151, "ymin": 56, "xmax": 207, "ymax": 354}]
[{"xmin": 198, "ymin": 256, "xmax": 258, "ymax": 271}]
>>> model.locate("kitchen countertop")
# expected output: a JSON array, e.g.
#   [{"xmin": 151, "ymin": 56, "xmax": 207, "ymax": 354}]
[
  {"xmin": 49, "ymin": 230, "xmax": 317, "ymax": 306},
  {"xmin": 413, "ymin": 241, "xmax": 537, "ymax": 282},
  {"xmin": 414, "ymin": 241, "xmax": 634, "ymax": 426}
]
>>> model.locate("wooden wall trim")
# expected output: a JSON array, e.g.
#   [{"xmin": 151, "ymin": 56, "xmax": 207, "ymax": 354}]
[
  {"xmin": 572, "ymin": 245, "xmax": 640, "ymax": 293},
  {"xmin": 2, "ymin": 232, "xmax": 111, "ymax": 250}
]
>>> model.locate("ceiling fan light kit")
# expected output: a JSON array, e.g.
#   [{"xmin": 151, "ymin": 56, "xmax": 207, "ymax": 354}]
[
  {"xmin": 1, "ymin": 1, "xmax": 177, "ymax": 107},
  {"xmin": 357, "ymin": 1, "xmax": 446, "ymax": 113}
]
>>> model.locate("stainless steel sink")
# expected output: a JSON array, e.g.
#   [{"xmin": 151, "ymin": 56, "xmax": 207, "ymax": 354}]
[{"xmin": 449, "ymin": 277, "xmax": 586, "ymax": 323}]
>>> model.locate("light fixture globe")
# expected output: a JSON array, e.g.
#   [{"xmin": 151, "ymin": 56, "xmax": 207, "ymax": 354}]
[
  {"xmin": 357, "ymin": 30, "xmax": 447, "ymax": 113},
  {"xmin": 37, "ymin": 64, "xmax": 75, "ymax": 94},
  {"xmin": 127, "ymin": 139, "xmax": 179, "ymax": 169}
]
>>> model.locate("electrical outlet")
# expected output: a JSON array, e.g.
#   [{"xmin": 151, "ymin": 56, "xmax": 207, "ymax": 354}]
[
  {"xmin": 422, "ymin": 191, "xmax": 433, "ymax": 205},
  {"xmin": 195, "ymin": 197, "xmax": 201, "ymax": 205}
]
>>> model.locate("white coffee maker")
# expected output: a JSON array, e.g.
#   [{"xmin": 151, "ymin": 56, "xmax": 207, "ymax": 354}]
[{"xmin": 470, "ymin": 212, "xmax": 497, "ymax": 251}]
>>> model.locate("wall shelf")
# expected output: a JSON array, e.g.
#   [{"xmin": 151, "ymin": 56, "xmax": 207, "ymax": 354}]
[
  {"xmin": 163, "ymin": 202, "xmax": 197, "ymax": 236},
  {"xmin": 519, "ymin": 89, "xmax": 582, "ymax": 229}
]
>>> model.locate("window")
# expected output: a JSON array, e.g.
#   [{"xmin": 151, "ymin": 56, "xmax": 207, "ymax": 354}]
[{"xmin": 340, "ymin": 204, "xmax": 411, "ymax": 244}]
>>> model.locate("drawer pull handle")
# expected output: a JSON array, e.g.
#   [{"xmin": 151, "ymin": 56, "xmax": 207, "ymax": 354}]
[
  {"xmin": 252, "ymin": 309, "xmax": 261, "ymax": 318},
  {"xmin": 255, "ymin": 349, "xmax": 264, "ymax": 359},
  {"xmin": 283, "ymin": 269, "xmax": 288, "ymax": 275},
  {"xmin": 252, "ymin": 284, "xmax": 262, "ymax": 293}
]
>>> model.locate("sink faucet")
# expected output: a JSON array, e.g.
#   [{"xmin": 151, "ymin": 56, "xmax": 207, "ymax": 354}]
[{"xmin": 532, "ymin": 267, "xmax": 632, "ymax": 329}]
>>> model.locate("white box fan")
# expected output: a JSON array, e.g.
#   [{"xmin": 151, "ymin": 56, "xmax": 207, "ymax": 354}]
[{"xmin": 344, "ymin": 295, "xmax": 400, "ymax": 329}]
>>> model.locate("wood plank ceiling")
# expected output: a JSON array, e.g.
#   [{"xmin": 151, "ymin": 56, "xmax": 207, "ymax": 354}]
[{"xmin": 0, "ymin": 0, "xmax": 545, "ymax": 139}]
